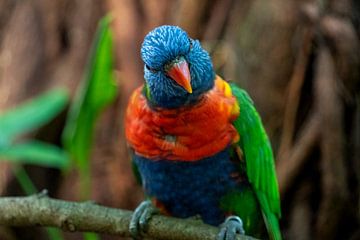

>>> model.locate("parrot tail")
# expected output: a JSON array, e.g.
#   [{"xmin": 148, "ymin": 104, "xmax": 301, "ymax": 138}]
[{"xmin": 257, "ymin": 192, "xmax": 282, "ymax": 240}]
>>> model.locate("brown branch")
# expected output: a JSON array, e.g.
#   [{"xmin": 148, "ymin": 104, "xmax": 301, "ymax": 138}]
[
  {"xmin": 314, "ymin": 44, "xmax": 349, "ymax": 240},
  {"xmin": 320, "ymin": 15, "xmax": 360, "ymax": 96},
  {"xmin": 277, "ymin": 112, "xmax": 321, "ymax": 195},
  {"xmin": 277, "ymin": 25, "xmax": 313, "ymax": 159},
  {"xmin": 203, "ymin": 0, "xmax": 234, "ymax": 41},
  {"xmin": 174, "ymin": 0, "xmax": 211, "ymax": 39},
  {"xmin": 287, "ymin": 181, "xmax": 312, "ymax": 240},
  {"xmin": 0, "ymin": 191, "xmax": 257, "ymax": 240}
]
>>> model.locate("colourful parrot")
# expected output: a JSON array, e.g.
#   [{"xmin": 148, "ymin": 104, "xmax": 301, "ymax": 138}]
[{"xmin": 125, "ymin": 25, "xmax": 281, "ymax": 240}]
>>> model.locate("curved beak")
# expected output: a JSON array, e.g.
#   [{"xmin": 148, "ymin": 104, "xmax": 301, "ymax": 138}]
[{"xmin": 166, "ymin": 58, "xmax": 192, "ymax": 93}]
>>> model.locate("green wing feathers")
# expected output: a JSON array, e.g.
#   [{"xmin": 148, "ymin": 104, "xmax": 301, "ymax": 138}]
[{"xmin": 230, "ymin": 83, "xmax": 282, "ymax": 240}]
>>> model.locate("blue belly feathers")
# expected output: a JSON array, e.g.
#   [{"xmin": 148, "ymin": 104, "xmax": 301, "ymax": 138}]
[{"xmin": 133, "ymin": 148, "xmax": 242, "ymax": 226}]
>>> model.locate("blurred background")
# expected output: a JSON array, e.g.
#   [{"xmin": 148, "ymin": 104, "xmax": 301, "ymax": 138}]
[{"xmin": 0, "ymin": 0, "xmax": 359, "ymax": 239}]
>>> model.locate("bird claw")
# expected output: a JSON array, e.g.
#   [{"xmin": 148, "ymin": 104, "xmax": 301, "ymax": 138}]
[
  {"xmin": 217, "ymin": 216, "xmax": 245, "ymax": 240},
  {"xmin": 129, "ymin": 200, "xmax": 159, "ymax": 239}
]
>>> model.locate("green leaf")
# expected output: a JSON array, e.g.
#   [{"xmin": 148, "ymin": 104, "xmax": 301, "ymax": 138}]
[
  {"xmin": 62, "ymin": 15, "xmax": 117, "ymax": 197},
  {"xmin": 83, "ymin": 232, "xmax": 100, "ymax": 240},
  {"xmin": 46, "ymin": 227, "xmax": 64, "ymax": 240},
  {"xmin": 12, "ymin": 165, "xmax": 37, "ymax": 195},
  {"xmin": 63, "ymin": 15, "xmax": 117, "ymax": 166},
  {"xmin": 0, "ymin": 89, "xmax": 69, "ymax": 147},
  {"xmin": 0, "ymin": 140, "xmax": 70, "ymax": 169}
]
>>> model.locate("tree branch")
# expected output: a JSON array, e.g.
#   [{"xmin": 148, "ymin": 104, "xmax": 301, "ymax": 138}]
[
  {"xmin": 0, "ymin": 190, "xmax": 256, "ymax": 240},
  {"xmin": 277, "ymin": 112, "xmax": 321, "ymax": 195}
]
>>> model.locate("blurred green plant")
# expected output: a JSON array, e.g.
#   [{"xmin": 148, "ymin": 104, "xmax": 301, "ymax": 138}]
[
  {"xmin": 0, "ymin": 15, "xmax": 116, "ymax": 240},
  {"xmin": 62, "ymin": 15, "xmax": 117, "ymax": 199},
  {"xmin": 0, "ymin": 88, "xmax": 70, "ymax": 167},
  {"xmin": 61, "ymin": 15, "xmax": 117, "ymax": 240},
  {"xmin": 0, "ymin": 88, "xmax": 70, "ymax": 240}
]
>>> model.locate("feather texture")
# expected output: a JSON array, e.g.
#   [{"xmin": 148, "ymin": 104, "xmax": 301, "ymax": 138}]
[
  {"xmin": 230, "ymin": 83, "xmax": 282, "ymax": 240},
  {"xmin": 126, "ymin": 76, "xmax": 239, "ymax": 161},
  {"xmin": 126, "ymin": 25, "xmax": 282, "ymax": 240}
]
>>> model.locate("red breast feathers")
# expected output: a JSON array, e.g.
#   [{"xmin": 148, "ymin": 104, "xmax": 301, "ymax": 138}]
[{"xmin": 125, "ymin": 75, "xmax": 240, "ymax": 161}]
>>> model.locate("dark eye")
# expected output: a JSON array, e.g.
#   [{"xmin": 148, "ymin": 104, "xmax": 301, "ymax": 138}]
[
  {"xmin": 145, "ymin": 64, "xmax": 157, "ymax": 73},
  {"xmin": 189, "ymin": 38, "xmax": 193, "ymax": 52}
]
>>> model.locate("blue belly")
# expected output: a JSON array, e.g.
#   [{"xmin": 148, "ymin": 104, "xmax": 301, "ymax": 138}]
[{"xmin": 133, "ymin": 148, "xmax": 241, "ymax": 225}]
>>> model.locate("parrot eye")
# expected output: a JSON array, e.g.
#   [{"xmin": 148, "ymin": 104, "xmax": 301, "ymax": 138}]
[
  {"xmin": 189, "ymin": 38, "xmax": 193, "ymax": 52},
  {"xmin": 145, "ymin": 64, "xmax": 158, "ymax": 73}
]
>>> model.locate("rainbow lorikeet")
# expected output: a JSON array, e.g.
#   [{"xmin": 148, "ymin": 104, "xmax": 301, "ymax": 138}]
[{"xmin": 125, "ymin": 25, "xmax": 281, "ymax": 240}]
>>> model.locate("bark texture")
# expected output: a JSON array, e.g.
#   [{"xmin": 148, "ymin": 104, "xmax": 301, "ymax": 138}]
[{"xmin": 0, "ymin": 191, "xmax": 256, "ymax": 240}]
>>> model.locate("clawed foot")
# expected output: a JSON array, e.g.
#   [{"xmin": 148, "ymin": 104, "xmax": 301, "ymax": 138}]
[
  {"xmin": 217, "ymin": 216, "xmax": 245, "ymax": 240},
  {"xmin": 129, "ymin": 200, "xmax": 159, "ymax": 239}
]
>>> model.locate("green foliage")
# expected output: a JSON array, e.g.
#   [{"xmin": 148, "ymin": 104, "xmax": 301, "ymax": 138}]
[
  {"xmin": 61, "ymin": 15, "xmax": 116, "ymax": 240},
  {"xmin": 83, "ymin": 232, "xmax": 100, "ymax": 240},
  {"xmin": 0, "ymin": 89, "xmax": 69, "ymax": 147},
  {"xmin": 0, "ymin": 15, "xmax": 116, "ymax": 240},
  {"xmin": 0, "ymin": 89, "xmax": 70, "ymax": 168},
  {"xmin": 62, "ymin": 15, "xmax": 117, "ymax": 167},
  {"xmin": 0, "ymin": 89, "xmax": 70, "ymax": 240},
  {"xmin": 62, "ymin": 15, "xmax": 117, "ymax": 198},
  {"xmin": 0, "ymin": 140, "xmax": 69, "ymax": 168},
  {"xmin": 13, "ymin": 165, "xmax": 38, "ymax": 195}
]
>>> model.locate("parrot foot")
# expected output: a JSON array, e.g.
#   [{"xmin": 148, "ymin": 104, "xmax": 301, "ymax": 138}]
[
  {"xmin": 129, "ymin": 200, "xmax": 159, "ymax": 239},
  {"xmin": 217, "ymin": 216, "xmax": 245, "ymax": 240}
]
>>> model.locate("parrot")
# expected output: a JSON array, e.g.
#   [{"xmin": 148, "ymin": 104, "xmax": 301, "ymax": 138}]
[{"xmin": 125, "ymin": 25, "xmax": 281, "ymax": 240}]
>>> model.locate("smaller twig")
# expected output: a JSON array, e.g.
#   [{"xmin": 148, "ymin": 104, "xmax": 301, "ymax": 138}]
[
  {"xmin": 319, "ymin": 15, "xmax": 360, "ymax": 96},
  {"xmin": 287, "ymin": 181, "xmax": 312, "ymax": 240},
  {"xmin": 174, "ymin": 0, "xmax": 210, "ymax": 38},
  {"xmin": 0, "ymin": 193, "xmax": 257, "ymax": 240},
  {"xmin": 203, "ymin": 0, "xmax": 234, "ymax": 41},
  {"xmin": 314, "ymin": 44, "xmax": 349, "ymax": 240},
  {"xmin": 277, "ymin": 112, "xmax": 321, "ymax": 195},
  {"xmin": 277, "ymin": 24, "xmax": 313, "ymax": 159}
]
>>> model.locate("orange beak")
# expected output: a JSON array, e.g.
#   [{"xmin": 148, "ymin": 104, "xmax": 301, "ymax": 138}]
[{"xmin": 166, "ymin": 58, "xmax": 192, "ymax": 93}]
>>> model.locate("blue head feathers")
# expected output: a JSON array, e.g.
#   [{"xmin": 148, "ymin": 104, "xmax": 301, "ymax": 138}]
[{"xmin": 141, "ymin": 25, "xmax": 215, "ymax": 108}]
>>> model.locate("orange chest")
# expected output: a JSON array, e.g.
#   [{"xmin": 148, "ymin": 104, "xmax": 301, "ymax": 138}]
[{"xmin": 125, "ymin": 76, "xmax": 240, "ymax": 161}]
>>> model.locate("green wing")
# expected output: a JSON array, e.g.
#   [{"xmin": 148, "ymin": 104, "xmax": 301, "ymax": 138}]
[{"xmin": 230, "ymin": 83, "xmax": 282, "ymax": 240}]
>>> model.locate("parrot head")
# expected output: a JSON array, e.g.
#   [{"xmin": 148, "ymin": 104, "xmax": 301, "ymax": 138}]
[{"xmin": 141, "ymin": 25, "xmax": 215, "ymax": 108}]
